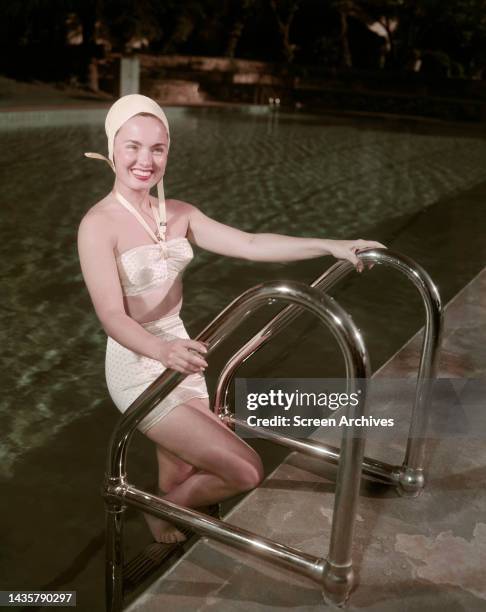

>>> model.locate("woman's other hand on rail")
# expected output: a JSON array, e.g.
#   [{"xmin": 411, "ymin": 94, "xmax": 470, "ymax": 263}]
[
  {"xmin": 158, "ymin": 339, "xmax": 208, "ymax": 374},
  {"xmin": 325, "ymin": 239, "xmax": 386, "ymax": 273}
]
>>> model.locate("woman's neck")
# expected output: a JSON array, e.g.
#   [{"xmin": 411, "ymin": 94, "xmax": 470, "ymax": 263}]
[{"xmin": 113, "ymin": 180, "xmax": 151, "ymax": 212}]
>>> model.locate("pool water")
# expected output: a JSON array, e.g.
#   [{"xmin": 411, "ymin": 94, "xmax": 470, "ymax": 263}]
[
  {"xmin": 1, "ymin": 106, "xmax": 485, "ymax": 610},
  {"xmin": 1, "ymin": 108, "xmax": 486, "ymax": 477}
]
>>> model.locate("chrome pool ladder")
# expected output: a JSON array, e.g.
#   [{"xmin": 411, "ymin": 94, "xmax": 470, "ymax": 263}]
[{"xmin": 102, "ymin": 249, "xmax": 442, "ymax": 610}]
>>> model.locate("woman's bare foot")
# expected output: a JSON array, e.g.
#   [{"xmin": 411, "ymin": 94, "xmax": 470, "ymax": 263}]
[
  {"xmin": 144, "ymin": 512, "xmax": 187, "ymax": 544},
  {"xmin": 143, "ymin": 488, "xmax": 186, "ymax": 544}
]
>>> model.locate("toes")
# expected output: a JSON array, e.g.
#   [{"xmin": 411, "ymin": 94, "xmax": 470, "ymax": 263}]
[
  {"xmin": 145, "ymin": 513, "xmax": 186, "ymax": 544},
  {"xmin": 157, "ymin": 528, "xmax": 186, "ymax": 544},
  {"xmin": 156, "ymin": 533, "xmax": 170, "ymax": 544}
]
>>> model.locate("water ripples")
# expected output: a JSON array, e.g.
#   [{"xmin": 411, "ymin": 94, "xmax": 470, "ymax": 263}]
[{"xmin": 1, "ymin": 108, "xmax": 485, "ymax": 478}]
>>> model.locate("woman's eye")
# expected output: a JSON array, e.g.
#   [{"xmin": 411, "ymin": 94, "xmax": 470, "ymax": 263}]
[{"xmin": 126, "ymin": 144, "xmax": 137, "ymax": 150}]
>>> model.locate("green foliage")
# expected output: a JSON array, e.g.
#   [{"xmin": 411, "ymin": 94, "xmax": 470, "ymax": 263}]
[
  {"xmin": 2, "ymin": 0, "xmax": 73, "ymax": 47},
  {"xmin": 2, "ymin": 0, "xmax": 485, "ymax": 78}
]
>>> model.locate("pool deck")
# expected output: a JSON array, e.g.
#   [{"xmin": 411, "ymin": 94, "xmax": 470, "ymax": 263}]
[
  {"xmin": 3, "ymin": 76, "xmax": 486, "ymax": 135},
  {"xmin": 126, "ymin": 267, "xmax": 486, "ymax": 611}
]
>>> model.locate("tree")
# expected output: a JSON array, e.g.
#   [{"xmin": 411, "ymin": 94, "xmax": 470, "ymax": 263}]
[
  {"xmin": 334, "ymin": 0, "xmax": 354, "ymax": 67},
  {"xmin": 330, "ymin": 0, "xmax": 379, "ymax": 69},
  {"xmin": 269, "ymin": 0, "xmax": 300, "ymax": 63},
  {"xmin": 440, "ymin": 0, "xmax": 486, "ymax": 76},
  {"xmin": 1, "ymin": 0, "xmax": 73, "ymax": 79},
  {"xmin": 225, "ymin": 0, "xmax": 257, "ymax": 58},
  {"xmin": 359, "ymin": 0, "xmax": 405, "ymax": 67}
]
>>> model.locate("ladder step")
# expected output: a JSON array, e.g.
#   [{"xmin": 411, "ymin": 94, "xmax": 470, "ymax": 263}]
[{"xmin": 122, "ymin": 504, "xmax": 221, "ymax": 593}]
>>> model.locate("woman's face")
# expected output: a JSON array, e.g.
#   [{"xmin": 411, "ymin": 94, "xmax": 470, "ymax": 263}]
[{"xmin": 113, "ymin": 114, "xmax": 169, "ymax": 192}]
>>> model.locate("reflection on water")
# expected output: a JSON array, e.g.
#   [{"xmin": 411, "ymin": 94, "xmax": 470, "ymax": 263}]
[{"xmin": 1, "ymin": 108, "xmax": 486, "ymax": 478}]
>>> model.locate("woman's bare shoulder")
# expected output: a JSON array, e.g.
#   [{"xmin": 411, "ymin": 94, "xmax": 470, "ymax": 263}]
[
  {"xmin": 150, "ymin": 196, "xmax": 200, "ymax": 219},
  {"xmin": 81, "ymin": 194, "xmax": 117, "ymax": 220},
  {"xmin": 168, "ymin": 200, "xmax": 197, "ymax": 216},
  {"xmin": 78, "ymin": 194, "xmax": 118, "ymax": 239}
]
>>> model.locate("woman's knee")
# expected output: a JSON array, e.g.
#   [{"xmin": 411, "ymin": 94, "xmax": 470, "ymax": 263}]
[
  {"xmin": 156, "ymin": 446, "xmax": 195, "ymax": 491},
  {"xmin": 146, "ymin": 404, "xmax": 264, "ymax": 492}
]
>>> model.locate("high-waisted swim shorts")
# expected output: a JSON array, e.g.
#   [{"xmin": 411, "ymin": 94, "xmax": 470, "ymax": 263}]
[{"xmin": 105, "ymin": 312, "xmax": 209, "ymax": 433}]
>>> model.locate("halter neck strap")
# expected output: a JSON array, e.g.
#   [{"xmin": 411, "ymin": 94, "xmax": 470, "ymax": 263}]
[
  {"xmin": 85, "ymin": 153, "xmax": 168, "ymax": 238},
  {"xmin": 114, "ymin": 191, "xmax": 166, "ymax": 243},
  {"xmin": 153, "ymin": 187, "xmax": 167, "ymax": 240}
]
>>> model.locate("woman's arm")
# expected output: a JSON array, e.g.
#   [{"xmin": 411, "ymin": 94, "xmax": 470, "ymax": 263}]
[
  {"xmin": 77, "ymin": 211, "xmax": 207, "ymax": 372},
  {"xmin": 186, "ymin": 203, "xmax": 385, "ymax": 271}
]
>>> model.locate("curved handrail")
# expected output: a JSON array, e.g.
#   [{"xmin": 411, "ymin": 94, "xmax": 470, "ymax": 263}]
[
  {"xmin": 213, "ymin": 249, "xmax": 442, "ymax": 493},
  {"xmin": 105, "ymin": 280, "xmax": 370, "ymax": 483},
  {"xmin": 104, "ymin": 279, "xmax": 371, "ymax": 608}
]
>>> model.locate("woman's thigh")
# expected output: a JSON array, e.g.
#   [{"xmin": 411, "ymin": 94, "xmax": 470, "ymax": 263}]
[
  {"xmin": 153, "ymin": 397, "xmax": 224, "ymax": 466},
  {"xmin": 152, "ymin": 399, "xmax": 227, "ymax": 489},
  {"xmin": 145, "ymin": 400, "xmax": 263, "ymax": 482},
  {"xmin": 184, "ymin": 397, "xmax": 232, "ymax": 428}
]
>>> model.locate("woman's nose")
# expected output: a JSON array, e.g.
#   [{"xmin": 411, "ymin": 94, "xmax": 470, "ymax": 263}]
[{"xmin": 137, "ymin": 148, "xmax": 152, "ymax": 167}]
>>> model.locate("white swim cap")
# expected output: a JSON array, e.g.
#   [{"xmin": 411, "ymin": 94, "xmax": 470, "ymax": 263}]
[{"xmin": 85, "ymin": 94, "xmax": 170, "ymax": 227}]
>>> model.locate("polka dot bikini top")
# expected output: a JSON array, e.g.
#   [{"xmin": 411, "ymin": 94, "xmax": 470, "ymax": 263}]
[
  {"xmin": 114, "ymin": 191, "xmax": 194, "ymax": 297},
  {"xmin": 116, "ymin": 239, "xmax": 193, "ymax": 296}
]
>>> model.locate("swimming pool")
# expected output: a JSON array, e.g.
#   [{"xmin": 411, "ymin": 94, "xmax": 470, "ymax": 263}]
[
  {"xmin": 1, "ymin": 107, "xmax": 485, "ymax": 477},
  {"xmin": 1, "ymin": 106, "xmax": 486, "ymax": 610}
]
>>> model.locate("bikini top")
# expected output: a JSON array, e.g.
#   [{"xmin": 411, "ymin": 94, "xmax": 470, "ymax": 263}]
[{"xmin": 114, "ymin": 191, "xmax": 193, "ymax": 297}]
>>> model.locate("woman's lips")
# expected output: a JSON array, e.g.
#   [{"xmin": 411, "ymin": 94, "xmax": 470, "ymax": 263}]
[{"xmin": 131, "ymin": 169, "xmax": 152, "ymax": 181}]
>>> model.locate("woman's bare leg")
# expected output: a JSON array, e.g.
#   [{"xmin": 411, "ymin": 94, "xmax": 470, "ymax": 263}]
[
  {"xmin": 143, "ymin": 446, "xmax": 195, "ymax": 544},
  {"xmin": 155, "ymin": 445, "xmax": 196, "ymax": 493},
  {"xmin": 144, "ymin": 397, "xmax": 263, "ymax": 543}
]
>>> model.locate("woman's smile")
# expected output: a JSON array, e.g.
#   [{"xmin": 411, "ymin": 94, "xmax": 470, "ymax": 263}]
[{"xmin": 131, "ymin": 168, "xmax": 153, "ymax": 181}]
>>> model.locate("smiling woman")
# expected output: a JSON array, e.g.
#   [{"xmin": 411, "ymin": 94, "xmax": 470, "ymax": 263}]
[
  {"xmin": 117, "ymin": 120, "xmax": 168, "ymax": 186},
  {"xmin": 77, "ymin": 94, "xmax": 384, "ymax": 545}
]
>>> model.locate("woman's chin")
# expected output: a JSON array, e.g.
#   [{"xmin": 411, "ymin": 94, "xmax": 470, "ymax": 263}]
[
  {"xmin": 121, "ymin": 180, "xmax": 153, "ymax": 193},
  {"xmin": 132, "ymin": 176, "xmax": 160, "ymax": 191}
]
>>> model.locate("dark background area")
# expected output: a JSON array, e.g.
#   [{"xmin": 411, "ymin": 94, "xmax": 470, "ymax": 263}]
[{"xmin": 2, "ymin": 1, "xmax": 485, "ymax": 89}]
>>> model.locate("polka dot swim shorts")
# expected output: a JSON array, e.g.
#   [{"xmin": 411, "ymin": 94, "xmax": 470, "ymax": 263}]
[{"xmin": 105, "ymin": 312, "xmax": 209, "ymax": 433}]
